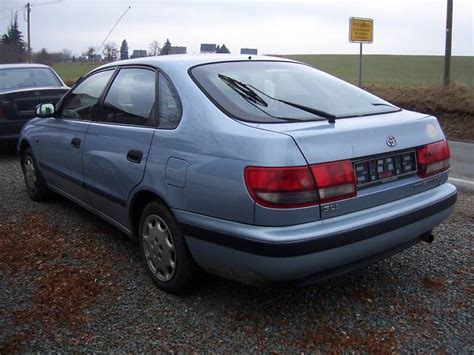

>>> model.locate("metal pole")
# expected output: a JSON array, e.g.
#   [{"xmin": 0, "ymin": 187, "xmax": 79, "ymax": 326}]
[
  {"xmin": 358, "ymin": 42, "xmax": 363, "ymax": 87},
  {"xmin": 26, "ymin": 2, "xmax": 31, "ymax": 63},
  {"xmin": 443, "ymin": 0, "xmax": 453, "ymax": 86}
]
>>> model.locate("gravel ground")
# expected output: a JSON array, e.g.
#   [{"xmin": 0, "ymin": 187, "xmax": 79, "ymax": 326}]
[{"xmin": 0, "ymin": 143, "xmax": 472, "ymax": 353}]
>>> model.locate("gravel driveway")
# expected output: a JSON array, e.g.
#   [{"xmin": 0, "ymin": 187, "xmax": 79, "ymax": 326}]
[{"xmin": 0, "ymin": 143, "xmax": 472, "ymax": 352}]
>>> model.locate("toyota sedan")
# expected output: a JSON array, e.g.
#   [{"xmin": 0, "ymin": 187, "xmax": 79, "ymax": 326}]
[{"xmin": 18, "ymin": 55, "xmax": 457, "ymax": 293}]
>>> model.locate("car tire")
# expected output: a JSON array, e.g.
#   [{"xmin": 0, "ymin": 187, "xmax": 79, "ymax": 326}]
[
  {"xmin": 139, "ymin": 201, "xmax": 199, "ymax": 294},
  {"xmin": 21, "ymin": 147, "xmax": 50, "ymax": 202}
]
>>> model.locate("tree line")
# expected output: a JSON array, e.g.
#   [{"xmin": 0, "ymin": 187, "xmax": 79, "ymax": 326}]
[{"xmin": 0, "ymin": 16, "xmax": 231, "ymax": 65}]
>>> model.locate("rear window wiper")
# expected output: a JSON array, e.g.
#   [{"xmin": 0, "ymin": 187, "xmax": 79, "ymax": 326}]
[
  {"xmin": 218, "ymin": 74, "xmax": 268, "ymax": 107},
  {"xmin": 267, "ymin": 95, "xmax": 337, "ymax": 124},
  {"xmin": 218, "ymin": 74, "xmax": 336, "ymax": 124}
]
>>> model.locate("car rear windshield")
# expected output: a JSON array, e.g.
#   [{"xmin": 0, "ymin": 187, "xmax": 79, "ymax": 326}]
[
  {"xmin": 0, "ymin": 67, "xmax": 62, "ymax": 93},
  {"xmin": 190, "ymin": 61, "xmax": 400, "ymax": 123}
]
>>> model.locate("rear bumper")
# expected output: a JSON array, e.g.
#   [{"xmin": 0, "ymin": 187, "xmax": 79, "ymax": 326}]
[
  {"xmin": 0, "ymin": 120, "xmax": 28, "ymax": 141},
  {"xmin": 175, "ymin": 183, "xmax": 457, "ymax": 285}
]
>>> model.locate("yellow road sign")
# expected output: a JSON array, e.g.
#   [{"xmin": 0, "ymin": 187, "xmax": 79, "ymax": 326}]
[{"xmin": 349, "ymin": 17, "xmax": 373, "ymax": 43}]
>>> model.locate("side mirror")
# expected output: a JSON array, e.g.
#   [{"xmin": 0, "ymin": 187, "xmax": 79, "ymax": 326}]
[{"xmin": 36, "ymin": 103, "xmax": 55, "ymax": 118}]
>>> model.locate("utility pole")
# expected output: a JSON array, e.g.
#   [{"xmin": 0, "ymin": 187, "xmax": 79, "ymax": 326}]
[
  {"xmin": 26, "ymin": 2, "xmax": 31, "ymax": 63},
  {"xmin": 443, "ymin": 0, "xmax": 453, "ymax": 86},
  {"xmin": 358, "ymin": 43, "xmax": 363, "ymax": 87}
]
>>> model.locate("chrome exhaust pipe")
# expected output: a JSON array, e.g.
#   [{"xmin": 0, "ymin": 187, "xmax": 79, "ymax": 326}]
[{"xmin": 420, "ymin": 231, "xmax": 434, "ymax": 243}]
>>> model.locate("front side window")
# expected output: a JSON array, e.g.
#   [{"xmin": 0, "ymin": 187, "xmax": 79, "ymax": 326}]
[
  {"xmin": 158, "ymin": 73, "xmax": 181, "ymax": 129},
  {"xmin": 0, "ymin": 67, "xmax": 62, "ymax": 93},
  {"xmin": 61, "ymin": 70, "xmax": 114, "ymax": 120},
  {"xmin": 100, "ymin": 68, "xmax": 156, "ymax": 126},
  {"xmin": 190, "ymin": 61, "xmax": 399, "ymax": 123}
]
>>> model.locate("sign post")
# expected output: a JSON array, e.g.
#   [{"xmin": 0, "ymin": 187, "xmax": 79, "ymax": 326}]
[{"xmin": 349, "ymin": 17, "xmax": 373, "ymax": 87}]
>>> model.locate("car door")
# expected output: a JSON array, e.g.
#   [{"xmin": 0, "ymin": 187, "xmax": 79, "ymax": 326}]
[
  {"xmin": 82, "ymin": 67, "xmax": 157, "ymax": 227},
  {"xmin": 35, "ymin": 69, "xmax": 115, "ymax": 203}
]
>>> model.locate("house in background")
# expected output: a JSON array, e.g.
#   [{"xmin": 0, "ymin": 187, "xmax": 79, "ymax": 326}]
[
  {"xmin": 90, "ymin": 54, "xmax": 102, "ymax": 62},
  {"xmin": 169, "ymin": 46, "xmax": 187, "ymax": 54},
  {"xmin": 130, "ymin": 50, "xmax": 148, "ymax": 59},
  {"xmin": 240, "ymin": 48, "xmax": 258, "ymax": 55},
  {"xmin": 200, "ymin": 43, "xmax": 217, "ymax": 53}
]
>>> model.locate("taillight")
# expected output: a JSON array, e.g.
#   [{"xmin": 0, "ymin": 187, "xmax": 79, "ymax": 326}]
[
  {"xmin": 244, "ymin": 160, "xmax": 357, "ymax": 208},
  {"xmin": 0, "ymin": 106, "xmax": 5, "ymax": 118},
  {"xmin": 244, "ymin": 166, "xmax": 318, "ymax": 208},
  {"xmin": 310, "ymin": 160, "xmax": 356, "ymax": 203},
  {"xmin": 416, "ymin": 140, "xmax": 450, "ymax": 178}
]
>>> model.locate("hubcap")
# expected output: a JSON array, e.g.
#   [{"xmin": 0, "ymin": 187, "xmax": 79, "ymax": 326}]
[
  {"xmin": 142, "ymin": 215, "xmax": 176, "ymax": 282},
  {"xmin": 24, "ymin": 156, "xmax": 37, "ymax": 195}
]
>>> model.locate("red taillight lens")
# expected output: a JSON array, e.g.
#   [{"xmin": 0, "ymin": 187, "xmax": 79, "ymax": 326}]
[
  {"xmin": 0, "ymin": 106, "xmax": 5, "ymax": 118},
  {"xmin": 244, "ymin": 166, "xmax": 318, "ymax": 208},
  {"xmin": 416, "ymin": 140, "xmax": 450, "ymax": 177},
  {"xmin": 245, "ymin": 160, "xmax": 357, "ymax": 208},
  {"xmin": 310, "ymin": 160, "xmax": 356, "ymax": 203}
]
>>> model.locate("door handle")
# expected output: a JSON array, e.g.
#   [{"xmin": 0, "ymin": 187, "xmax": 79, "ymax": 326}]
[
  {"xmin": 71, "ymin": 137, "xmax": 81, "ymax": 149},
  {"xmin": 127, "ymin": 149, "xmax": 143, "ymax": 164}
]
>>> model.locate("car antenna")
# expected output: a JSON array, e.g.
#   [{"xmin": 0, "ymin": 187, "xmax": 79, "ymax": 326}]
[{"xmin": 248, "ymin": 56, "xmax": 252, "ymax": 60}]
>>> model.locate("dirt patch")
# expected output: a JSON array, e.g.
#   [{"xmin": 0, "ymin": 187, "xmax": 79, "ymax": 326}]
[
  {"xmin": 421, "ymin": 276, "xmax": 445, "ymax": 291},
  {"xmin": 0, "ymin": 212, "xmax": 124, "ymax": 352},
  {"xmin": 302, "ymin": 325, "xmax": 401, "ymax": 353},
  {"xmin": 366, "ymin": 84, "xmax": 474, "ymax": 141}
]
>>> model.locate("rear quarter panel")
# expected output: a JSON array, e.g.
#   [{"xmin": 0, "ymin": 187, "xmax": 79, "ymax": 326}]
[{"xmin": 137, "ymin": 64, "xmax": 311, "ymax": 225}]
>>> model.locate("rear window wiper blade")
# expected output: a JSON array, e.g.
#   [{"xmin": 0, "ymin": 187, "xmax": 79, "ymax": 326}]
[
  {"xmin": 250, "ymin": 85, "xmax": 337, "ymax": 123},
  {"xmin": 218, "ymin": 74, "xmax": 336, "ymax": 123},
  {"xmin": 272, "ymin": 97, "xmax": 336, "ymax": 123},
  {"xmin": 218, "ymin": 74, "xmax": 268, "ymax": 107}
]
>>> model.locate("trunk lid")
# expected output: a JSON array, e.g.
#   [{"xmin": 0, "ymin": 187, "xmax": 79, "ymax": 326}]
[
  {"xmin": 246, "ymin": 110, "xmax": 448, "ymax": 219},
  {"xmin": 253, "ymin": 110, "xmax": 444, "ymax": 164},
  {"xmin": 0, "ymin": 87, "xmax": 68, "ymax": 120}
]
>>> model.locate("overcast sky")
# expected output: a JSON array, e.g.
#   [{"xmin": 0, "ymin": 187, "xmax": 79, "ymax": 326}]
[{"xmin": 0, "ymin": 0, "xmax": 472, "ymax": 56}]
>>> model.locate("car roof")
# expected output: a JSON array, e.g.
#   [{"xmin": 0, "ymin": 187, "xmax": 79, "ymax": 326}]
[
  {"xmin": 0, "ymin": 63, "xmax": 53, "ymax": 70},
  {"xmin": 96, "ymin": 54, "xmax": 295, "ymax": 72}
]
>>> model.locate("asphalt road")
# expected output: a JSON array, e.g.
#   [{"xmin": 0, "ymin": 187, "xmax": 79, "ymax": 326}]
[
  {"xmin": 449, "ymin": 140, "xmax": 474, "ymax": 191},
  {"xmin": 0, "ymin": 143, "xmax": 472, "ymax": 352}
]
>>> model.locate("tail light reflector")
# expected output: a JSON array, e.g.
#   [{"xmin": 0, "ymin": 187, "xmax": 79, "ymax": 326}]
[
  {"xmin": 244, "ymin": 160, "xmax": 357, "ymax": 208},
  {"xmin": 416, "ymin": 140, "xmax": 450, "ymax": 177},
  {"xmin": 310, "ymin": 160, "xmax": 356, "ymax": 203},
  {"xmin": 244, "ymin": 166, "xmax": 318, "ymax": 208}
]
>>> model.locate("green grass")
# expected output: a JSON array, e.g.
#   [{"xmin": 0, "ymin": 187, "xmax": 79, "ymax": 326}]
[
  {"xmin": 281, "ymin": 55, "xmax": 474, "ymax": 87},
  {"xmin": 51, "ymin": 55, "xmax": 474, "ymax": 87},
  {"xmin": 52, "ymin": 63, "xmax": 101, "ymax": 85}
]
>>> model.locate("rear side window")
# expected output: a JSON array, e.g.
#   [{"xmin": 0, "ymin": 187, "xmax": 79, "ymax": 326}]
[
  {"xmin": 61, "ymin": 70, "xmax": 114, "ymax": 120},
  {"xmin": 158, "ymin": 73, "xmax": 181, "ymax": 129},
  {"xmin": 100, "ymin": 68, "xmax": 156, "ymax": 126}
]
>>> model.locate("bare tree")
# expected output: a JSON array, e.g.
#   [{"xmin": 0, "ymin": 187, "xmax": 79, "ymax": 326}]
[
  {"xmin": 103, "ymin": 42, "xmax": 118, "ymax": 62},
  {"xmin": 148, "ymin": 40, "xmax": 160, "ymax": 56},
  {"xmin": 84, "ymin": 46, "xmax": 97, "ymax": 61}
]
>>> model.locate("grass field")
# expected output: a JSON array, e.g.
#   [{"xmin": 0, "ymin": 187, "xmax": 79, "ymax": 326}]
[
  {"xmin": 53, "ymin": 55, "xmax": 473, "ymax": 87},
  {"xmin": 51, "ymin": 55, "xmax": 473, "ymax": 140},
  {"xmin": 52, "ymin": 63, "xmax": 101, "ymax": 85},
  {"xmin": 282, "ymin": 55, "xmax": 473, "ymax": 87}
]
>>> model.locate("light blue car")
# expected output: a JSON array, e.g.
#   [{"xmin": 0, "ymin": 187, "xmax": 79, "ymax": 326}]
[{"xmin": 19, "ymin": 55, "xmax": 457, "ymax": 293}]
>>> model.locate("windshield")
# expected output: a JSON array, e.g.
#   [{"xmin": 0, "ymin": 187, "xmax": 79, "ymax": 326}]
[
  {"xmin": 190, "ymin": 61, "xmax": 399, "ymax": 123},
  {"xmin": 0, "ymin": 67, "xmax": 62, "ymax": 93}
]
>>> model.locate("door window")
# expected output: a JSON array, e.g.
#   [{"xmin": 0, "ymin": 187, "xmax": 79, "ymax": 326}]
[
  {"xmin": 100, "ymin": 68, "xmax": 156, "ymax": 126},
  {"xmin": 158, "ymin": 73, "xmax": 181, "ymax": 129},
  {"xmin": 61, "ymin": 70, "xmax": 114, "ymax": 120}
]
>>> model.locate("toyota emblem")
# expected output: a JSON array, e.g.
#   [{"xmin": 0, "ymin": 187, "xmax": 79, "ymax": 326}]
[{"xmin": 386, "ymin": 136, "xmax": 397, "ymax": 147}]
